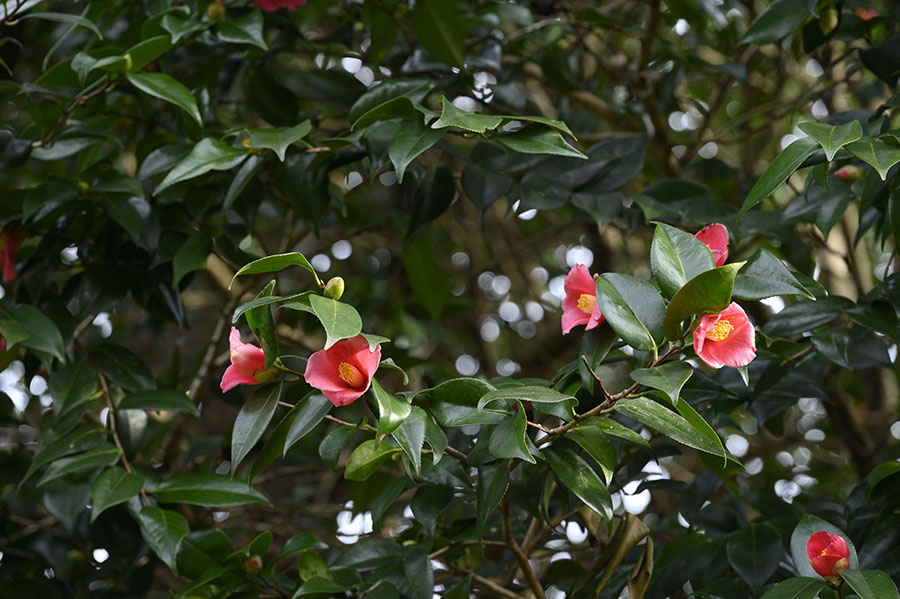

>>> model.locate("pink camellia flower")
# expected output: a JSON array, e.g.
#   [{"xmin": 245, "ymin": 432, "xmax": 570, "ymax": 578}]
[
  {"xmin": 807, "ymin": 531, "xmax": 850, "ymax": 579},
  {"xmin": 561, "ymin": 264, "xmax": 605, "ymax": 335},
  {"xmin": 220, "ymin": 327, "xmax": 279, "ymax": 393},
  {"xmin": 304, "ymin": 335, "xmax": 381, "ymax": 407},
  {"xmin": 693, "ymin": 302, "xmax": 756, "ymax": 368},
  {"xmin": 694, "ymin": 223, "xmax": 729, "ymax": 267},
  {"xmin": 0, "ymin": 227, "xmax": 21, "ymax": 283},
  {"xmin": 254, "ymin": 0, "xmax": 306, "ymax": 11}
]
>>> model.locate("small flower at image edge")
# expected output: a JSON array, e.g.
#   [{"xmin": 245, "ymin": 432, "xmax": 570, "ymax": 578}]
[
  {"xmin": 0, "ymin": 227, "xmax": 22, "ymax": 283},
  {"xmin": 220, "ymin": 327, "xmax": 278, "ymax": 393},
  {"xmin": 254, "ymin": 0, "xmax": 307, "ymax": 11},
  {"xmin": 694, "ymin": 223, "xmax": 729, "ymax": 267},
  {"xmin": 693, "ymin": 302, "xmax": 756, "ymax": 368},
  {"xmin": 304, "ymin": 335, "xmax": 381, "ymax": 407},
  {"xmin": 807, "ymin": 531, "xmax": 850, "ymax": 579},
  {"xmin": 561, "ymin": 264, "xmax": 604, "ymax": 335}
]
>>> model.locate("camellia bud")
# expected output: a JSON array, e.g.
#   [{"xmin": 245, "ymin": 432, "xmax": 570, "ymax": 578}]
[
  {"xmin": 207, "ymin": 0, "xmax": 225, "ymax": 22},
  {"xmin": 123, "ymin": 52, "xmax": 133, "ymax": 72},
  {"xmin": 835, "ymin": 165, "xmax": 863, "ymax": 183},
  {"xmin": 323, "ymin": 276, "xmax": 345, "ymax": 300},
  {"xmin": 819, "ymin": 7, "xmax": 839, "ymax": 35},
  {"xmin": 244, "ymin": 554, "xmax": 263, "ymax": 574}
]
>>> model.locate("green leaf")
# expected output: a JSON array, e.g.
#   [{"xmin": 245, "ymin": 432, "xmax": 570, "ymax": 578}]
[
  {"xmin": 174, "ymin": 568, "xmax": 228, "ymax": 599},
  {"xmin": 565, "ymin": 424, "xmax": 616, "ymax": 484},
  {"xmin": 345, "ymin": 439, "xmax": 401, "ymax": 481},
  {"xmin": 90, "ymin": 344, "xmax": 156, "ymax": 392},
  {"xmin": 161, "ymin": 12, "xmax": 205, "ymax": 44},
  {"xmin": 248, "ymin": 121, "xmax": 312, "ymax": 162},
  {"xmin": 739, "ymin": 0, "xmax": 810, "ymax": 45},
  {"xmin": 49, "ymin": 360, "xmax": 98, "ymax": 418},
  {"xmin": 650, "ymin": 222, "xmax": 716, "ymax": 298},
  {"xmin": 476, "ymin": 462, "xmax": 509, "ymax": 536},
  {"xmin": 477, "ymin": 385, "xmax": 575, "ymax": 411},
  {"xmin": 231, "ymin": 382, "xmax": 282, "ymax": 475},
  {"xmin": 496, "ymin": 125, "xmax": 588, "ymax": 159},
  {"xmin": 740, "ymin": 137, "xmax": 820, "ymax": 216},
  {"xmin": 411, "ymin": 0, "xmax": 465, "ymax": 68},
  {"xmin": 845, "ymin": 136, "xmax": 900, "ymax": 180},
  {"xmin": 444, "ymin": 575, "xmax": 473, "ymax": 599},
  {"xmin": 217, "ymin": 10, "xmax": 267, "ymax": 50},
  {"xmin": 726, "ymin": 523, "xmax": 783, "ymax": 589},
  {"xmin": 297, "ymin": 550, "xmax": 331, "ymax": 581},
  {"xmin": 546, "ymin": 447, "xmax": 613, "ymax": 523},
  {"xmin": 0, "ymin": 304, "xmax": 66, "ymax": 363},
  {"xmin": 172, "ymin": 232, "xmax": 209, "ymax": 288},
  {"xmin": 798, "ymin": 121, "xmax": 863, "ymax": 161},
  {"xmin": 631, "ymin": 361, "xmax": 693, "ymax": 406},
  {"xmin": 402, "ymin": 235, "xmax": 450, "ymax": 319},
  {"xmin": 430, "ymin": 378, "xmax": 508, "ymax": 427},
  {"xmin": 230, "ymin": 252, "xmax": 321, "ymax": 288},
  {"xmin": 503, "ymin": 115, "xmax": 575, "ymax": 138},
  {"xmin": 250, "ymin": 391, "xmax": 316, "ymax": 481},
  {"xmin": 388, "ymin": 119, "xmax": 446, "ymax": 183},
  {"xmin": 732, "ymin": 249, "xmax": 815, "ymax": 300},
  {"xmin": 278, "ymin": 534, "xmax": 328, "ymax": 559},
  {"xmin": 233, "ymin": 291, "xmax": 315, "ymax": 322},
  {"xmin": 615, "ymin": 397, "xmax": 728, "ymax": 460},
  {"xmin": 789, "ymin": 514, "xmax": 858, "ymax": 577},
  {"xmin": 283, "ymin": 394, "xmax": 333, "ymax": 456},
  {"xmin": 392, "ymin": 405, "xmax": 426, "ymax": 475},
  {"xmin": 20, "ymin": 425, "xmax": 103, "ymax": 487},
  {"xmin": 371, "ymin": 378, "xmax": 411, "ymax": 440},
  {"xmin": 663, "ymin": 263, "xmax": 743, "ymax": 341},
  {"xmin": 410, "ymin": 484, "xmax": 453, "ymax": 537},
  {"xmin": 151, "ymin": 473, "xmax": 271, "ymax": 507},
  {"xmin": 489, "ymin": 408, "xmax": 535, "ymax": 463},
  {"xmin": 431, "ymin": 96, "xmax": 502, "ymax": 133},
  {"xmin": 676, "ymin": 399, "xmax": 728, "ymax": 465},
  {"xmin": 126, "ymin": 72, "xmax": 202, "ymax": 126},
  {"xmin": 759, "ymin": 578, "xmax": 827, "ymax": 599},
  {"xmin": 579, "ymin": 417, "xmax": 652, "ymax": 451},
  {"xmin": 349, "ymin": 79, "xmax": 429, "ymax": 130},
  {"xmin": 308, "ymin": 295, "xmax": 363, "ymax": 349},
  {"xmin": 423, "ymin": 413, "xmax": 448, "ymax": 464},
  {"xmin": 595, "ymin": 273, "xmax": 666, "ymax": 351},
  {"xmin": 20, "ymin": 11, "xmax": 103, "ymax": 40},
  {"xmin": 842, "ymin": 570, "xmax": 900, "ymax": 599},
  {"xmin": 292, "ymin": 577, "xmax": 349, "ymax": 597},
  {"xmin": 91, "ymin": 466, "xmax": 144, "ymax": 522},
  {"xmin": 138, "ymin": 507, "xmax": 190, "ymax": 572},
  {"xmin": 244, "ymin": 280, "xmax": 279, "ymax": 368},
  {"xmin": 36, "ymin": 444, "xmax": 122, "ymax": 487},
  {"xmin": 175, "ymin": 529, "xmax": 234, "ymax": 579},
  {"xmin": 319, "ymin": 424, "xmax": 356, "ymax": 471},
  {"xmin": 118, "ymin": 390, "xmax": 200, "ymax": 416},
  {"xmin": 155, "ymin": 138, "xmax": 246, "ymax": 195}
]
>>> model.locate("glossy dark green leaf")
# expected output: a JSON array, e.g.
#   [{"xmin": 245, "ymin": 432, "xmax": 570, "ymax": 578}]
[
  {"xmin": 230, "ymin": 252, "xmax": 321, "ymax": 288},
  {"xmin": 566, "ymin": 424, "xmax": 616, "ymax": 483},
  {"xmin": 579, "ymin": 417, "xmax": 652, "ymax": 451},
  {"xmin": 842, "ymin": 569, "xmax": 900, "ymax": 599},
  {"xmin": 319, "ymin": 424, "xmax": 356, "ymax": 471},
  {"xmin": 349, "ymin": 79, "xmax": 429, "ymax": 129},
  {"xmin": 49, "ymin": 360, "xmax": 98, "ymax": 417},
  {"xmin": 388, "ymin": 119, "xmax": 445, "ymax": 183},
  {"xmin": 650, "ymin": 222, "xmax": 716, "ymax": 298},
  {"xmin": 411, "ymin": 0, "xmax": 465, "ymax": 68},
  {"xmin": 20, "ymin": 425, "xmax": 104, "ymax": 486},
  {"xmin": 496, "ymin": 125, "xmax": 588, "ymax": 159},
  {"xmin": 732, "ymin": 249, "xmax": 815, "ymax": 300},
  {"xmin": 663, "ymin": 263, "xmax": 743, "ymax": 341},
  {"xmin": 155, "ymin": 138, "xmax": 246, "ymax": 195},
  {"xmin": 161, "ymin": 12, "xmax": 205, "ymax": 44},
  {"xmin": 126, "ymin": 72, "xmax": 202, "ymax": 126},
  {"xmin": 726, "ymin": 523, "xmax": 783, "ymax": 589},
  {"xmin": 546, "ymin": 447, "xmax": 612, "ymax": 523},
  {"xmin": 476, "ymin": 462, "xmax": 509, "ymax": 536},
  {"xmin": 344, "ymin": 439, "xmax": 401, "ymax": 481},
  {"xmin": 370, "ymin": 378, "xmax": 411, "ymax": 440},
  {"xmin": 0, "ymin": 304, "xmax": 66, "ymax": 362},
  {"xmin": 615, "ymin": 397, "xmax": 727, "ymax": 460},
  {"xmin": 740, "ymin": 137, "xmax": 819, "ymax": 216},
  {"xmin": 292, "ymin": 577, "xmax": 348, "ymax": 597},
  {"xmin": 90, "ymin": 466, "xmax": 144, "ymax": 522},
  {"xmin": 175, "ymin": 529, "xmax": 234, "ymax": 579},
  {"xmin": 172, "ymin": 233, "xmax": 209, "ymax": 288},
  {"xmin": 392, "ymin": 405, "xmax": 426, "ymax": 475},
  {"xmin": 759, "ymin": 577, "xmax": 826, "ymax": 599},
  {"xmin": 789, "ymin": 514, "xmax": 858, "ymax": 577},
  {"xmin": 489, "ymin": 408, "xmax": 535, "ymax": 463},
  {"xmin": 151, "ymin": 473, "xmax": 271, "ymax": 507},
  {"xmin": 739, "ymin": 0, "xmax": 809, "ymax": 45},
  {"xmin": 443, "ymin": 575, "xmax": 473, "ymax": 599},
  {"xmin": 245, "ymin": 280, "xmax": 278, "ymax": 368},
  {"xmin": 297, "ymin": 550, "xmax": 331, "ymax": 581},
  {"xmin": 248, "ymin": 121, "xmax": 312, "ymax": 161},
  {"xmin": 410, "ymin": 484, "xmax": 453, "ymax": 536},
  {"xmin": 138, "ymin": 507, "xmax": 190, "ymax": 572},
  {"xmin": 278, "ymin": 534, "xmax": 328, "ymax": 559},
  {"xmin": 36, "ymin": 444, "xmax": 122, "ymax": 487},
  {"xmin": 798, "ymin": 120, "xmax": 863, "ymax": 161},
  {"xmin": 630, "ymin": 361, "xmax": 693, "ymax": 406},
  {"xmin": 676, "ymin": 399, "xmax": 728, "ymax": 465},
  {"xmin": 845, "ymin": 135, "xmax": 900, "ymax": 180},
  {"xmin": 595, "ymin": 273, "xmax": 666, "ymax": 351},
  {"xmin": 217, "ymin": 10, "xmax": 267, "ymax": 50},
  {"xmin": 231, "ymin": 381, "xmax": 282, "ymax": 474},
  {"xmin": 423, "ymin": 412, "xmax": 448, "ymax": 464},
  {"xmin": 283, "ymin": 394, "xmax": 332, "ymax": 456},
  {"xmin": 309, "ymin": 294, "xmax": 363, "ymax": 349},
  {"xmin": 118, "ymin": 390, "xmax": 199, "ymax": 416},
  {"xmin": 477, "ymin": 385, "xmax": 575, "ymax": 411},
  {"xmin": 403, "ymin": 235, "xmax": 449, "ymax": 319},
  {"xmin": 431, "ymin": 96, "xmax": 502, "ymax": 133},
  {"xmin": 20, "ymin": 11, "xmax": 103, "ymax": 39}
]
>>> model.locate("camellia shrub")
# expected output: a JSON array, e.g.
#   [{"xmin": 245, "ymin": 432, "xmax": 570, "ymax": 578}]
[{"xmin": 1, "ymin": 1, "xmax": 899, "ymax": 599}]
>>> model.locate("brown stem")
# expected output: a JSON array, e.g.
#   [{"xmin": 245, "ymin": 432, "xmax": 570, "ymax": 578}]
[{"xmin": 501, "ymin": 498, "xmax": 545, "ymax": 599}]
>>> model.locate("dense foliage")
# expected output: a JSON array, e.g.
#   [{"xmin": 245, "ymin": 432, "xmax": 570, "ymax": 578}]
[{"xmin": 1, "ymin": 1, "xmax": 900, "ymax": 598}]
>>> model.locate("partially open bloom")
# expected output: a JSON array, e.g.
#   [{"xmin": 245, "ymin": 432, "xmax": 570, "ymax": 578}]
[
  {"xmin": 561, "ymin": 264, "xmax": 604, "ymax": 335},
  {"xmin": 807, "ymin": 531, "xmax": 850, "ymax": 579},
  {"xmin": 254, "ymin": 0, "xmax": 306, "ymax": 11},
  {"xmin": 693, "ymin": 303, "xmax": 756, "ymax": 368},
  {"xmin": 694, "ymin": 223, "xmax": 729, "ymax": 267},
  {"xmin": 304, "ymin": 335, "xmax": 381, "ymax": 407},
  {"xmin": 220, "ymin": 327, "xmax": 278, "ymax": 393},
  {"xmin": 0, "ymin": 227, "xmax": 21, "ymax": 283}
]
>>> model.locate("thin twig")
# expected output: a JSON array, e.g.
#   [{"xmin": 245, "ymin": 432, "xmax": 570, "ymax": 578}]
[{"xmin": 501, "ymin": 498, "xmax": 545, "ymax": 599}]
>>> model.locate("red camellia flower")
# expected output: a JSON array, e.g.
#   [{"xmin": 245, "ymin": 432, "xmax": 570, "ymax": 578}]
[
  {"xmin": 694, "ymin": 223, "xmax": 729, "ymax": 267},
  {"xmin": 561, "ymin": 264, "xmax": 604, "ymax": 335},
  {"xmin": 254, "ymin": 0, "xmax": 307, "ymax": 11},
  {"xmin": 807, "ymin": 531, "xmax": 850, "ymax": 579},
  {"xmin": 693, "ymin": 302, "xmax": 756, "ymax": 368},
  {"xmin": 220, "ymin": 327, "xmax": 278, "ymax": 393},
  {"xmin": 0, "ymin": 227, "xmax": 21, "ymax": 283},
  {"xmin": 304, "ymin": 335, "xmax": 381, "ymax": 407}
]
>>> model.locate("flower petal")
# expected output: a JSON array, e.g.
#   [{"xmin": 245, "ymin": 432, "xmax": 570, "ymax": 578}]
[{"xmin": 221, "ymin": 365, "xmax": 255, "ymax": 393}]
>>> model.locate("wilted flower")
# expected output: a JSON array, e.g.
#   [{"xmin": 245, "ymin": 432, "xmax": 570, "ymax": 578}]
[
  {"xmin": 304, "ymin": 335, "xmax": 381, "ymax": 407},
  {"xmin": 561, "ymin": 264, "xmax": 604, "ymax": 335},
  {"xmin": 693, "ymin": 302, "xmax": 756, "ymax": 368},
  {"xmin": 255, "ymin": 0, "xmax": 307, "ymax": 11},
  {"xmin": 807, "ymin": 531, "xmax": 850, "ymax": 579},
  {"xmin": 694, "ymin": 223, "xmax": 729, "ymax": 267},
  {"xmin": 220, "ymin": 327, "xmax": 279, "ymax": 393}
]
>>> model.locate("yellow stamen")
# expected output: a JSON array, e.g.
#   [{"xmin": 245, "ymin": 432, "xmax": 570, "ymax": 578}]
[
  {"xmin": 821, "ymin": 549, "xmax": 828, "ymax": 556},
  {"xmin": 705, "ymin": 319, "xmax": 734, "ymax": 341},
  {"xmin": 576, "ymin": 293, "xmax": 596, "ymax": 315},
  {"xmin": 338, "ymin": 361, "xmax": 366, "ymax": 388}
]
